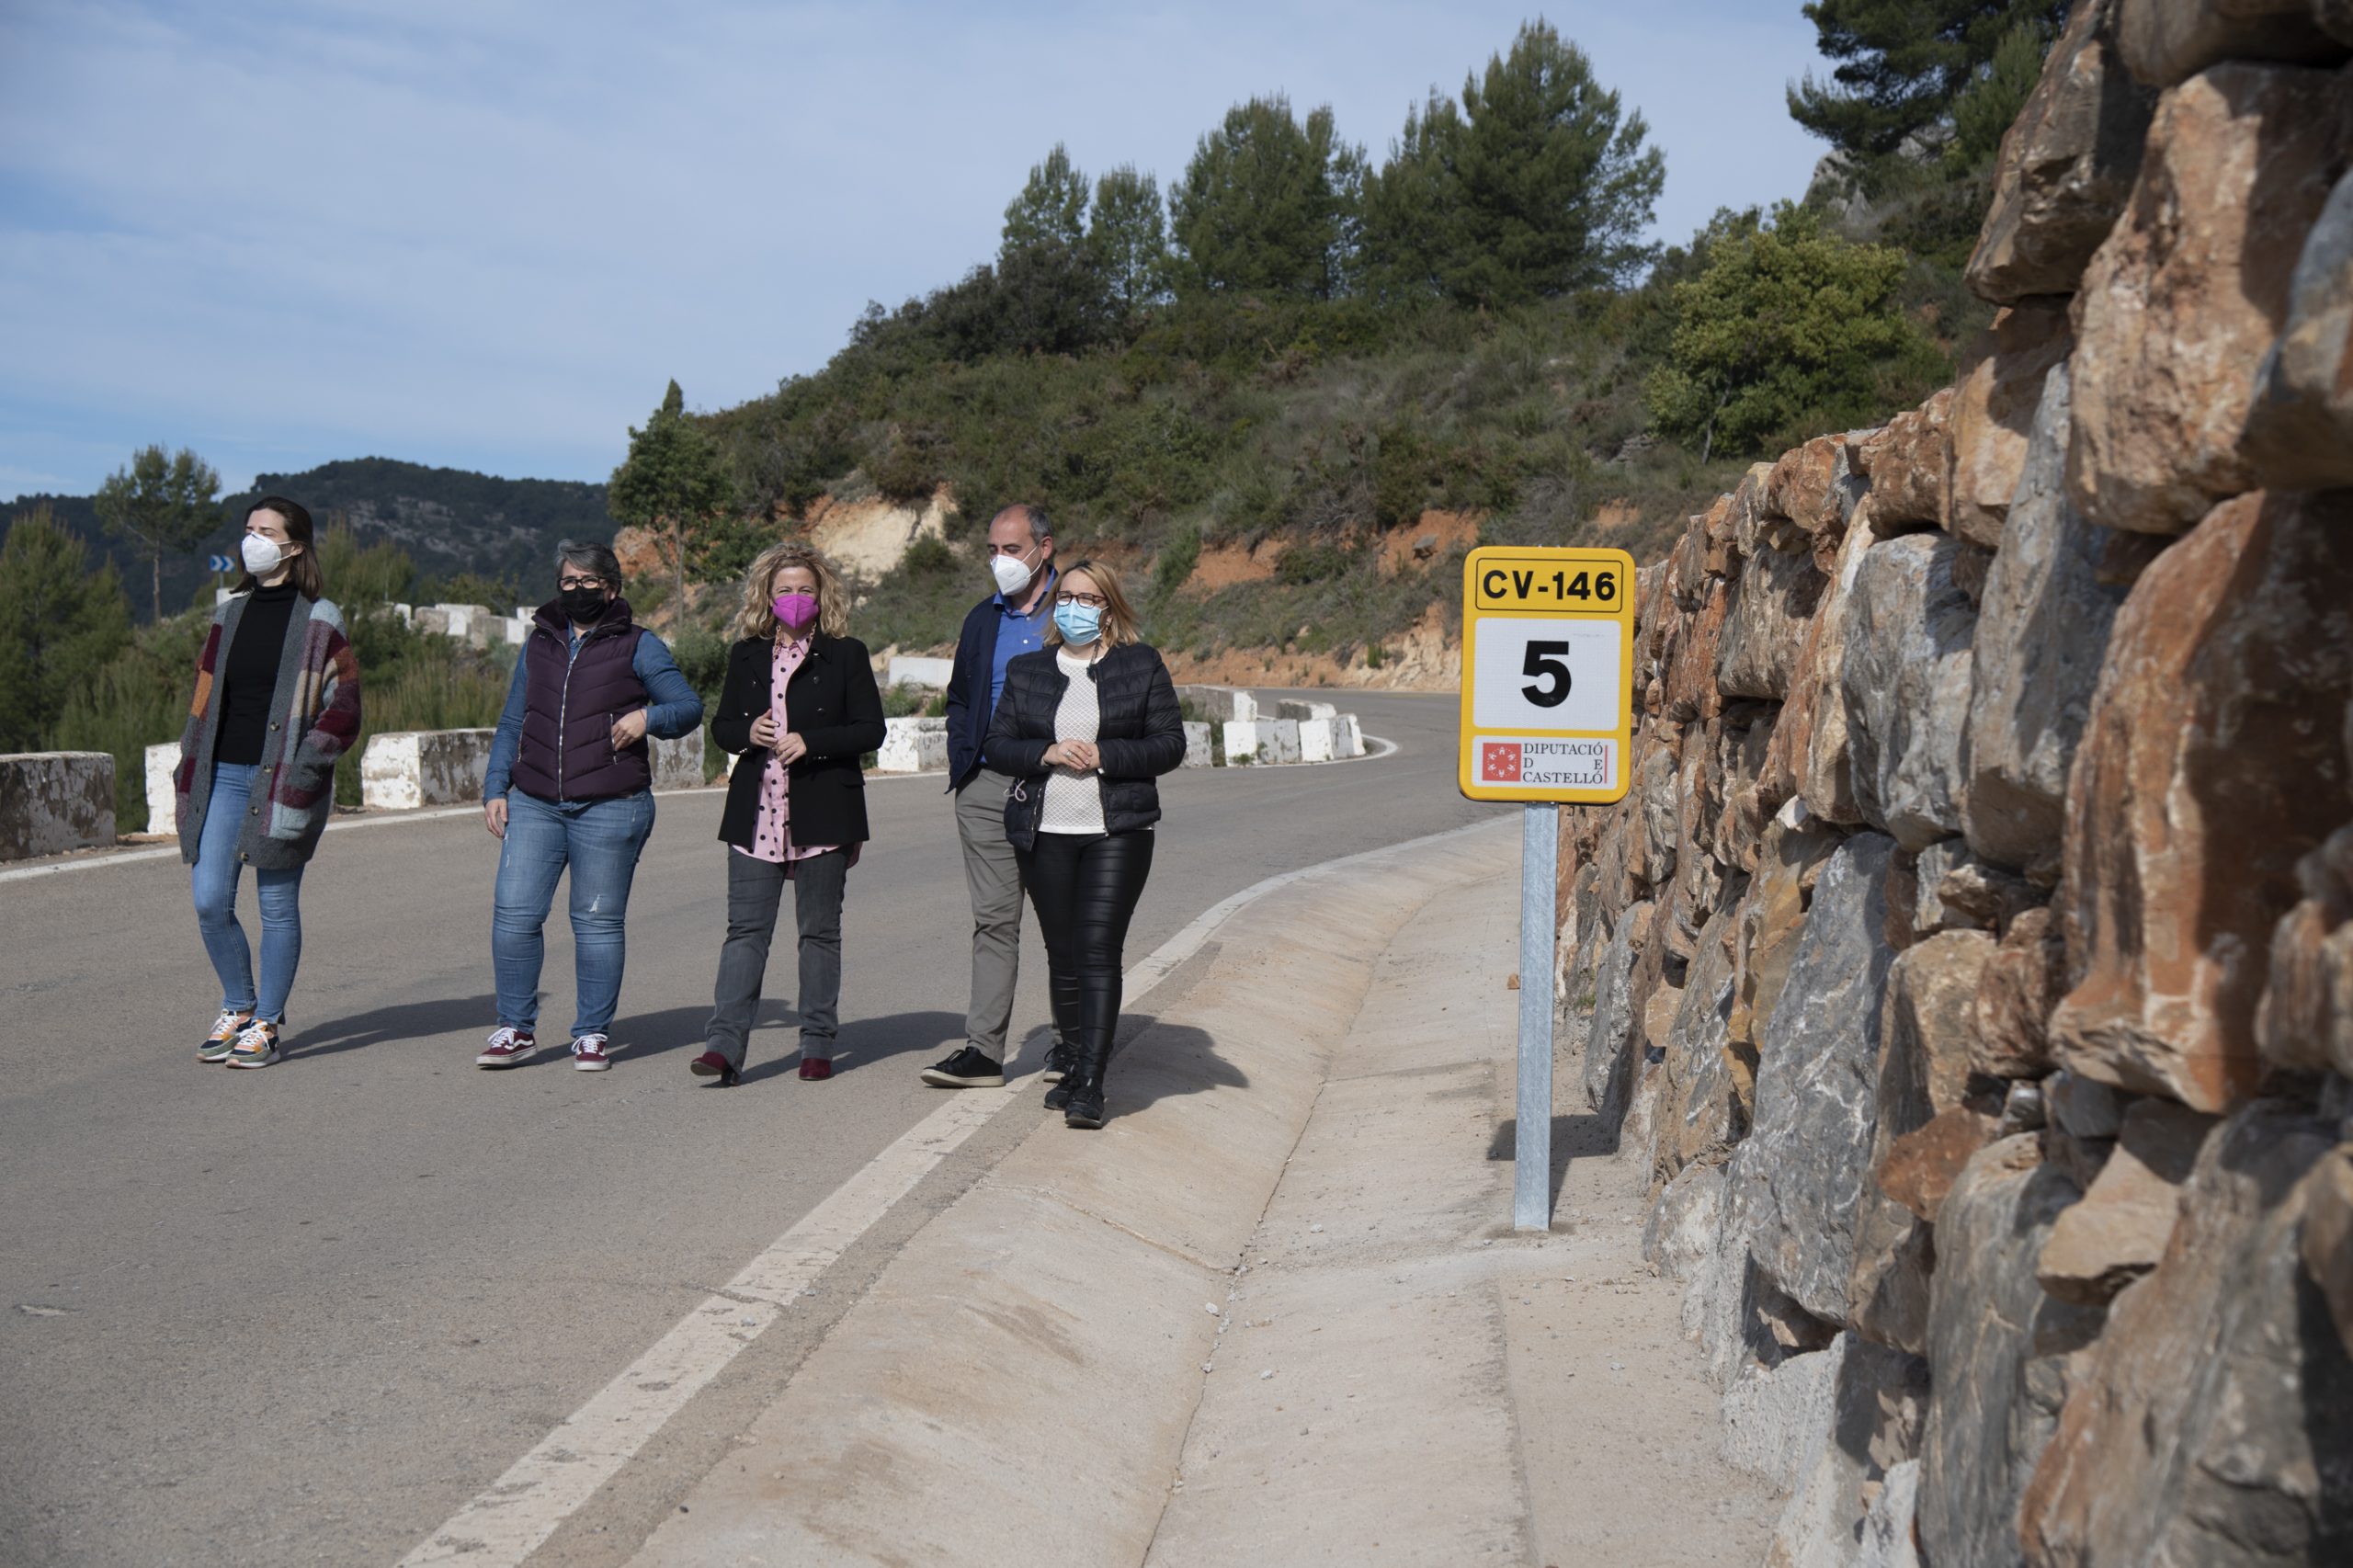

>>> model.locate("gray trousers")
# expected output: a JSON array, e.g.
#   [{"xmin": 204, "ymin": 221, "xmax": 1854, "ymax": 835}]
[
  {"xmin": 706, "ymin": 847, "xmax": 848, "ymax": 1068},
  {"xmin": 956, "ymin": 768, "xmax": 1037, "ymax": 1062}
]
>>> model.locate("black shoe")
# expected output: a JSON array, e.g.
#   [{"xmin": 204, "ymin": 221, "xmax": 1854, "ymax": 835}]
[
  {"xmin": 920, "ymin": 1046, "xmax": 1006, "ymax": 1088},
  {"xmin": 1063, "ymin": 1079, "xmax": 1106, "ymax": 1129},
  {"xmin": 1041, "ymin": 1040, "xmax": 1075, "ymax": 1084},
  {"xmin": 1043, "ymin": 1075, "xmax": 1075, "ymax": 1112},
  {"xmin": 1061, "ymin": 1047, "xmax": 1108, "ymax": 1128}
]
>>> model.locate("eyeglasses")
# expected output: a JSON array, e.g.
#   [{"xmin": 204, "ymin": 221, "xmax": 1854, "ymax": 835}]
[
  {"xmin": 558, "ymin": 575, "xmax": 607, "ymax": 590},
  {"xmin": 1055, "ymin": 592, "xmax": 1108, "ymax": 608}
]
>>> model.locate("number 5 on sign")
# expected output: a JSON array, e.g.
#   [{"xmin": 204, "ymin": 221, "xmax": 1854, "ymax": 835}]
[{"xmin": 1458, "ymin": 545, "xmax": 1635, "ymax": 806}]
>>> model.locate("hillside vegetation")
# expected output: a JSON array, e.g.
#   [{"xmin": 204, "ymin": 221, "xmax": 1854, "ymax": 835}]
[{"xmin": 634, "ymin": 10, "xmax": 2047, "ymax": 668}]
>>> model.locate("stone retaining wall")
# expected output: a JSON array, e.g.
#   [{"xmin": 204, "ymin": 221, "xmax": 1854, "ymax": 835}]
[
  {"xmin": 1552, "ymin": 8, "xmax": 2353, "ymax": 1562},
  {"xmin": 0, "ymin": 752, "xmax": 115, "ymax": 860}
]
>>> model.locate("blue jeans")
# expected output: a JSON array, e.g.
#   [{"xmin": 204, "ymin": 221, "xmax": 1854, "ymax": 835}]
[
  {"xmin": 191, "ymin": 763, "xmax": 306, "ymax": 1023},
  {"xmin": 492, "ymin": 789, "xmax": 655, "ymax": 1039}
]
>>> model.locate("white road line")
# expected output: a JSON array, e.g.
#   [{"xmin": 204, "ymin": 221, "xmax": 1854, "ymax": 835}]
[
  {"xmin": 0, "ymin": 739, "xmax": 1399, "ymax": 887},
  {"xmin": 393, "ymin": 811, "xmax": 1507, "ymax": 1567}
]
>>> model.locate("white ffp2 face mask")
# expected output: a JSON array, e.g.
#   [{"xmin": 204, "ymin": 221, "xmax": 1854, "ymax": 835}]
[
  {"xmin": 241, "ymin": 533, "xmax": 285, "ymax": 576},
  {"xmin": 990, "ymin": 550, "xmax": 1033, "ymax": 597}
]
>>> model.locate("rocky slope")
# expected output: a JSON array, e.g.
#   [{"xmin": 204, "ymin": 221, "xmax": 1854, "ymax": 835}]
[{"xmin": 1552, "ymin": 5, "xmax": 2353, "ymax": 1562}]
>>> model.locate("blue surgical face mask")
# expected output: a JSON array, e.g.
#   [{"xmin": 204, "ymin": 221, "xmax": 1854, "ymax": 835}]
[{"xmin": 1054, "ymin": 602, "xmax": 1103, "ymax": 645}]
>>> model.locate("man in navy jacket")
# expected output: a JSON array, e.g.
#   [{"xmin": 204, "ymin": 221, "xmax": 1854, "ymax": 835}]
[{"xmin": 921, "ymin": 504, "xmax": 1060, "ymax": 1088}]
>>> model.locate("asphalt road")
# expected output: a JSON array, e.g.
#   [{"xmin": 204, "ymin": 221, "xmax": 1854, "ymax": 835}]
[{"xmin": 0, "ymin": 689, "xmax": 1500, "ymax": 1567}]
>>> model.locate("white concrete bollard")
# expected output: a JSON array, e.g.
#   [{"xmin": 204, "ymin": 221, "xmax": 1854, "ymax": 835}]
[
  {"xmin": 360, "ymin": 729, "xmax": 495, "ymax": 811},
  {"xmin": 0, "ymin": 752, "xmax": 116, "ymax": 860},
  {"xmin": 874, "ymin": 716, "xmax": 950, "ymax": 774},
  {"xmin": 1332, "ymin": 713, "xmax": 1365, "ymax": 758},
  {"xmin": 1299, "ymin": 718, "xmax": 1341, "ymax": 763},
  {"xmin": 651, "ymin": 729, "xmax": 705, "ymax": 790},
  {"xmin": 496, "ymin": 616, "xmax": 530, "ymax": 646},
  {"xmin": 1222, "ymin": 719, "xmax": 1302, "ymax": 766},
  {"xmin": 886, "ymin": 655, "xmax": 954, "ymax": 689},
  {"xmin": 1276, "ymin": 698, "xmax": 1338, "ymax": 722},
  {"xmin": 1179, "ymin": 685, "xmax": 1259, "ymax": 723},
  {"xmin": 1181, "ymin": 722, "xmax": 1213, "ymax": 767},
  {"xmin": 145, "ymin": 743, "xmax": 180, "ymax": 835}
]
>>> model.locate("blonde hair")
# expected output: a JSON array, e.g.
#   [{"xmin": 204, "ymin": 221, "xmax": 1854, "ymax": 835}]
[
  {"xmin": 730, "ymin": 541, "xmax": 851, "ymax": 641},
  {"xmin": 1044, "ymin": 558, "xmax": 1142, "ymax": 650}
]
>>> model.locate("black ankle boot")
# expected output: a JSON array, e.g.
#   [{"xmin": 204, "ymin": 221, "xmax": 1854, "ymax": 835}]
[{"xmin": 1062, "ymin": 1046, "xmax": 1108, "ymax": 1129}]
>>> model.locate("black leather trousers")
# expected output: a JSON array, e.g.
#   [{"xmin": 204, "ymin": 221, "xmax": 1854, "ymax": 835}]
[{"xmin": 1016, "ymin": 829, "xmax": 1155, "ymax": 1068}]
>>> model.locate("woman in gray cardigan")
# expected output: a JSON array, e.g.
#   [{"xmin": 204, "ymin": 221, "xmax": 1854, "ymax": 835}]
[{"xmin": 174, "ymin": 496, "xmax": 363, "ymax": 1069}]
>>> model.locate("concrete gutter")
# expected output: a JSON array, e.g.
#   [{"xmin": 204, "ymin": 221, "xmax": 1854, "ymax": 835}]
[{"xmin": 627, "ymin": 820, "xmax": 1518, "ymax": 1566}]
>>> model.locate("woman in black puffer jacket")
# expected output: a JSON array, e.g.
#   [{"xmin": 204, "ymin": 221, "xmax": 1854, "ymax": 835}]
[{"xmin": 986, "ymin": 559, "xmax": 1186, "ymax": 1127}]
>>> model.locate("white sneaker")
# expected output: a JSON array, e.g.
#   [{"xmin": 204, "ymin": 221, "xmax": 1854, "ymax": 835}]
[
  {"xmin": 475, "ymin": 1025, "xmax": 541, "ymax": 1068},
  {"xmin": 572, "ymin": 1033, "xmax": 612, "ymax": 1072}
]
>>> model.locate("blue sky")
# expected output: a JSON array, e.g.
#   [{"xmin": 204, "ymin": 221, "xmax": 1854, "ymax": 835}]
[{"xmin": 0, "ymin": 1, "xmax": 1833, "ymax": 498}]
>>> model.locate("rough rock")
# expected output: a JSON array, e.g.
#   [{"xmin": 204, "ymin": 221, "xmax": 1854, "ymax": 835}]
[
  {"xmin": 1881, "ymin": 931, "xmax": 1998, "ymax": 1124},
  {"xmin": 2052, "ymin": 489, "xmax": 2353, "ymax": 1109},
  {"xmin": 1946, "ymin": 301, "xmax": 2073, "ymax": 548},
  {"xmin": 1768, "ymin": 432, "xmax": 1868, "ymax": 552},
  {"xmin": 1730, "ymin": 800, "xmax": 1846, "ymax": 1066},
  {"xmin": 1763, "ymin": 1333, "xmax": 1929, "ymax": 1568},
  {"xmin": 1853, "ymin": 1458, "xmax": 1924, "ymax": 1568},
  {"xmin": 1580, "ymin": 901, "xmax": 1651, "ymax": 1119},
  {"xmin": 1717, "ymin": 540, "xmax": 1826, "ymax": 701},
  {"xmin": 1853, "ymin": 390, "xmax": 1950, "ymax": 528},
  {"xmin": 1663, "ymin": 574, "xmax": 1733, "ymax": 723},
  {"xmin": 1643, "ymin": 1159, "xmax": 1726, "ymax": 1282},
  {"xmin": 2066, "ymin": 62, "xmax": 2353, "ymax": 534},
  {"xmin": 2244, "ymin": 166, "xmax": 2353, "ymax": 487},
  {"xmin": 1728, "ymin": 461, "xmax": 1781, "ymax": 559},
  {"xmin": 1792, "ymin": 510, "xmax": 1880, "ymax": 825},
  {"xmin": 2045, "ymin": 1070, "xmax": 2125, "ymax": 1141},
  {"xmin": 1841, "ymin": 535, "xmax": 1978, "ymax": 852},
  {"xmin": 1919, "ymin": 1135, "xmax": 2104, "ymax": 1568},
  {"xmin": 1655, "ymin": 895, "xmax": 1746, "ymax": 1186},
  {"xmin": 1963, "ymin": 364, "xmax": 2129, "ymax": 882},
  {"xmin": 1879, "ymin": 1108, "xmax": 2006, "ymax": 1226},
  {"xmin": 2116, "ymin": 0, "xmax": 2350, "ymax": 87},
  {"xmin": 1968, "ymin": 0, "xmax": 2159, "ymax": 302},
  {"xmin": 2038, "ymin": 1098, "xmax": 2217, "ymax": 1305},
  {"xmin": 1973, "ymin": 905, "xmax": 2070, "ymax": 1080},
  {"xmin": 2303, "ymin": 1146, "xmax": 2353, "ymax": 1358},
  {"xmin": 2019, "ymin": 1103, "xmax": 2353, "ymax": 1567},
  {"xmin": 1928, "ymin": 843, "xmax": 2043, "ymax": 935},
  {"xmin": 1728, "ymin": 833, "xmax": 1901, "ymax": 1325},
  {"xmin": 2256, "ymin": 824, "xmax": 2353, "ymax": 1078}
]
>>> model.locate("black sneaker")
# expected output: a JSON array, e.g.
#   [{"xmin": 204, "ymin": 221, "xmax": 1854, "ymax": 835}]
[
  {"xmin": 1040, "ymin": 1040, "xmax": 1075, "ymax": 1084},
  {"xmin": 920, "ymin": 1046, "xmax": 1005, "ymax": 1088}
]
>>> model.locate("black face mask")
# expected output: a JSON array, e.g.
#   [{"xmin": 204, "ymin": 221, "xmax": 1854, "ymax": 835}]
[{"xmin": 560, "ymin": 585, "xmax": 610, "ymax": 624}]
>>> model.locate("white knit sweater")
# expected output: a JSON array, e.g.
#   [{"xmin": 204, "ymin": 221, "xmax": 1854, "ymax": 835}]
[{"xmin": 1040, "ymin": 647, "xmax": 1106, "ymax": 834}]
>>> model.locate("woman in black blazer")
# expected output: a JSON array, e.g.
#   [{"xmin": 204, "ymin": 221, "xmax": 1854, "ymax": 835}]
[
  {"xmin": 693, "ymin": 543, "xmax": 886, "ymax": 1085},
  {"xmin": 987, "ymin": 559, "xmax": 1186, "ymax": 1127}
]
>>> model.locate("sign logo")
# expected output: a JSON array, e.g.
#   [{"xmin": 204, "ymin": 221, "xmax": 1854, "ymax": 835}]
[{"xmin": 1481, "ymin": 742, "xmax": 1522, "ymax": 783}]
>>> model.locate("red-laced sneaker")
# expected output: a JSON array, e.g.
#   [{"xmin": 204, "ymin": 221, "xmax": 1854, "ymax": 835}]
[
  {"xmin": 475, "ymin": 1026, "xmax": 540, "ymax": 1069},
  {"xmin": 571, "ymin": 1034, "xmax": 612, "ymax": 1072}
]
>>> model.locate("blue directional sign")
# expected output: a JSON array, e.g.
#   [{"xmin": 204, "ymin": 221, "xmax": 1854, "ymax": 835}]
[{"xmin": 207, "ymin": 554, "xmax": 234, "ymax": 573}]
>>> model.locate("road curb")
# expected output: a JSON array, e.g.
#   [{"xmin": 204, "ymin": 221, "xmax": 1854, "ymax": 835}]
[{"xmin": 626, "ymin": 820, "xmax": 1518, "ymax": 1567}]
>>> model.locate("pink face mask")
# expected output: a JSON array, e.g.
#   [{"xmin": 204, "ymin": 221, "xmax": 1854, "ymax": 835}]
[{"xmin": 772, "ymin": 590, "xmax": 819, "ymax": 631}]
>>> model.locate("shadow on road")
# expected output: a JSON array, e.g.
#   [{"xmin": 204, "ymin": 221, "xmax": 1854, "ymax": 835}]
[
  {"xmin": 735, "ymin": 1007, "xmax": 969, "ymax": 1085},
  {"xmin": 1486, "ymin": 1112, "xmax": 1618, "ymax": 1212},
  {"xmin": 285, "ymin": 994, "xmax": 502, "ymax": 1061},
  {"xmin": 1103, "ymin": 1012, "xmax": 1245, "ymax": 1123}
]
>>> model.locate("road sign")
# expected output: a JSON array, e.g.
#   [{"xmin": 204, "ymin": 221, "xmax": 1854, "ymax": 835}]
[
  {"xmin": 1457, "ymin": 545, "xmax": 1636, "ymax": 1231},
  {"xmin": 207, "ymin": 554, "xmax": 234, "ymax": 574},
  {"xmin": 1458, "ymin": 546, "xmax": 1637, "ymax": 805}
]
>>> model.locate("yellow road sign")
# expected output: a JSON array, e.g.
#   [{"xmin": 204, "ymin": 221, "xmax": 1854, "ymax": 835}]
[{"xmin": 1458, "ymin": 545, "xmax": 1636, "ymax": 804}]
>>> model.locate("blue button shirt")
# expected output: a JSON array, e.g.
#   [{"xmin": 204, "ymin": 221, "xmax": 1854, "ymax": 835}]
[{"xmin": 983, "ymin": 571, "xmax": 1053, "ymax": 768}]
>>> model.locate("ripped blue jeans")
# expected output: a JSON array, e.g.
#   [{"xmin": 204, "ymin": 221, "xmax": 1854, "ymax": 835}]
[{"xmin": 490, "ymin": 788, "xmax": 655, "ymax": 1040}]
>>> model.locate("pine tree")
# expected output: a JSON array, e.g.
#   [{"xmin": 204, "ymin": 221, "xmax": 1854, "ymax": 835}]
[
  {"xmin": 0, "ymin": 506, "xmax": 133, "ymax": 751},
  {"xmin": 1001, "ymin": 143, "xmax": 1091, "ymax": 256},
  {"xmin": 1087, "ymin": 165, "xmax": 1171, "ymax": 315},
  {"xmin": 1363, "ymin": 21, "xmax": 1665, "ymax": 307},
  {"xmin": 1169, "ymin": 96, "xmax": 1367, "ymax": 300},
  {"xmin": 1789, "ymin": 0, "xmax": 2068, "ymax": 176},
  {"xmin": 93, "ymin": 444, "xmax": 222, "ymax": 621},
  {"xmin": 607, "ymin": 381, "xmax": 738, "ymax": 618}
]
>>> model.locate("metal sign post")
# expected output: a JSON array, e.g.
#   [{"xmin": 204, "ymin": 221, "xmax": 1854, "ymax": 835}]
[{"xmin": 1456, "ymin": 545, "xmax": 1635, "ymax": 1232}]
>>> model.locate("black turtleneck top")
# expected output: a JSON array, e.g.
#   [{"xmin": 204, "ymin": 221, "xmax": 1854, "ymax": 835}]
[{"xmin": 215, "ymin": 582, "xmax": 301, "ymax": 766}]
